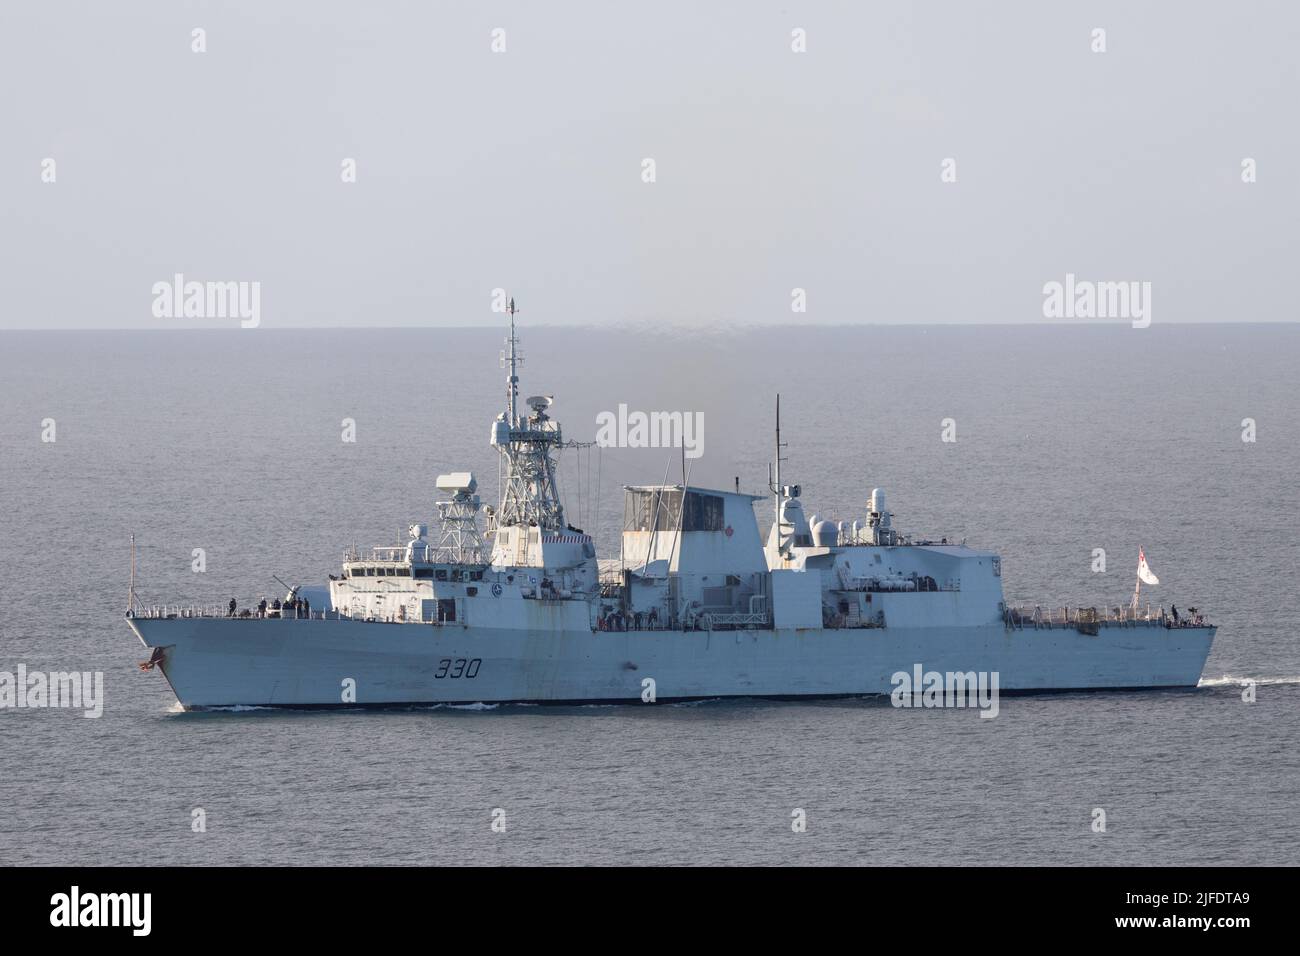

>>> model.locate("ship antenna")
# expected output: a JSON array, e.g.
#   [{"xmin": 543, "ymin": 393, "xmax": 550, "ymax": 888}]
[
  {"xmin": 505, "ymin": 296, "xmax": 519, "ymax": 427},
  {"xmin": 774, "ymin": 394, "xmax": 780, "ymax": 538},
  {"xmin": 768, "ymin": 394, "xmax": 787, "ymax": 548}
]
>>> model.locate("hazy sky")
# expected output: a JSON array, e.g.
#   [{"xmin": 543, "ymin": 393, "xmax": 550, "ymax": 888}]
[{"xmin": 1, "ymin": 1, "xmax": 1296, "ymax": 329}]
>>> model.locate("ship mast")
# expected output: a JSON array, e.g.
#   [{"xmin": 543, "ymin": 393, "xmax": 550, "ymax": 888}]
[
  {"xmin": 491, "ymin": 298, "xmax": 567, "ymax": 531},
  {"xmin": 768, "ymin": 394, "xmax": 789, "ymax": 551},
  {"xmin": 774, "ymin": 394, "xmax": 781, "ymax": 535},
  {"xmin": 505, "ymin": 297, "xmax": 519, "ymax": 427}
]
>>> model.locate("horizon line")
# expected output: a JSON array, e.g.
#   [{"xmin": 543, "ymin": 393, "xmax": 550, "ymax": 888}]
[{"xmin": 2, "ymin": 320, "xmax": 1296, "ymax": 333}]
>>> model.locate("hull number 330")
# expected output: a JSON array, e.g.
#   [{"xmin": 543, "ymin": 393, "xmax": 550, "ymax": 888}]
[{"xmin": 435, "ymin": 658, "xmax": 481, "ymax": 679}]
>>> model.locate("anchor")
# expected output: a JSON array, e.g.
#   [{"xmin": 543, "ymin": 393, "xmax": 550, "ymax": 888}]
[{"xmin": 138, "ymin": 647, "xmax": 166, "ymax": 672}]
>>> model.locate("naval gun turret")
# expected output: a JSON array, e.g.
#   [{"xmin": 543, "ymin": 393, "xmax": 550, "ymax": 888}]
[{"xmin": 866, "ymin": 488, "xmax": 898, "ymax": 546}]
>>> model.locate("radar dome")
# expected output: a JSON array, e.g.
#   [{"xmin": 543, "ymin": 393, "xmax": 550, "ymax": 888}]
[{"xmin": 812, "ymin": 520, "xmax": 839, "ymax": 548}]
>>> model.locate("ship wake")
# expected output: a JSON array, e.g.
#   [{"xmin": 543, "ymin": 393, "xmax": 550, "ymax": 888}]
[{"xmin": 1199, "ymin": 675, "xmax": 1300, "ymax": 687}]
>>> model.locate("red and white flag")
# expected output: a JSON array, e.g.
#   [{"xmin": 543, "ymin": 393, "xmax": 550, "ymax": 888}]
[{"xmin": 1137, "ymin": 547, "xmax": 1160, "ymax": 586}]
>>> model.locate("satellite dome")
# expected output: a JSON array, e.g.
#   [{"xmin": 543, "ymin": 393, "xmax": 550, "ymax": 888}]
[{"xmin": 812, "ymin": 520, "xmax": 839, "ymax": 548}]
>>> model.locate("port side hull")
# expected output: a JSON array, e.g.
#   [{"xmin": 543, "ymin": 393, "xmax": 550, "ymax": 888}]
[{"xmin": 128, "ymin": 617, "xmax": 1216, "ymax": 710}]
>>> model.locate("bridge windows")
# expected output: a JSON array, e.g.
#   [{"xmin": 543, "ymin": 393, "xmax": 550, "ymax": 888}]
[
  {"xmin": 624, "ymin": 489, "xmax": 725, "ymax": 532},
  {"xmin": 346, "ymin": 565, "xmax": 414, "ymax": 577},
  {"xmin": 683, "ymin": 492, "xmax": 724, "ymax": 531}
]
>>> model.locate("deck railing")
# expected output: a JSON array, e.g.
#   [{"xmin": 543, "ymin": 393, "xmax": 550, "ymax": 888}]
[
  {"xmin": 343, "ymin": 546, "xmax": 409, "ymax": 563},
  {"xmin": 1003, "ymin": 603, "xmax": 1210, "ymax": 629},
  {"xmin": 130, "ymin": 605, "xmax": 333, "ymax": 621}
]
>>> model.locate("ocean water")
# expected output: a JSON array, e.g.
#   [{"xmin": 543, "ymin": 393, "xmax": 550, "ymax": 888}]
[{"xmin": 0, "ymin": 323, "xmax": 1296, "ymax": 866}]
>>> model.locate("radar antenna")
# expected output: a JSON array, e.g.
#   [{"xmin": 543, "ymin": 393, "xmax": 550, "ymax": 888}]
[
  {"xmin": 435, "ymin": 473, "xmax": 486, "ymax": 563},
  {"xmin": 488, "ymin": 299, "xmax": 568, "ymax": 531}
]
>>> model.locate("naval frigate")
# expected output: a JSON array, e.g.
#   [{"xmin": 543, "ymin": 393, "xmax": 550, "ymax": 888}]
[{"xmin": 126, "ymin": 302, "xmax": 1216, "ymax": 709}]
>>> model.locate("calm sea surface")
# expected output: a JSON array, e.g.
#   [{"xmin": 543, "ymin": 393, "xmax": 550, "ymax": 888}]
[{"xmin": 1, "ymin": 324, "xmax": 1297, "ymax": 865}]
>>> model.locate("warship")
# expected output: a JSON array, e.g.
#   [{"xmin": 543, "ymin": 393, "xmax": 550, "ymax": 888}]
[{"xmin": 127, "ymin": 303, "xmax": 1216, "ymax": 709}]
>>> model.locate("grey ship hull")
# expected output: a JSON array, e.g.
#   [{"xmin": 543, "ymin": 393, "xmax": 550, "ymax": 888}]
[{"xmin": 129, "ymin": 616, "xmax": 1215, "ymax": 710}]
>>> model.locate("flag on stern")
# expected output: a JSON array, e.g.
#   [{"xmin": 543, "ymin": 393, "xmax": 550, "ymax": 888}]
[{"xmin": 1137, "ymin": 547, "xmax": 1160, "ymax": 586}]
